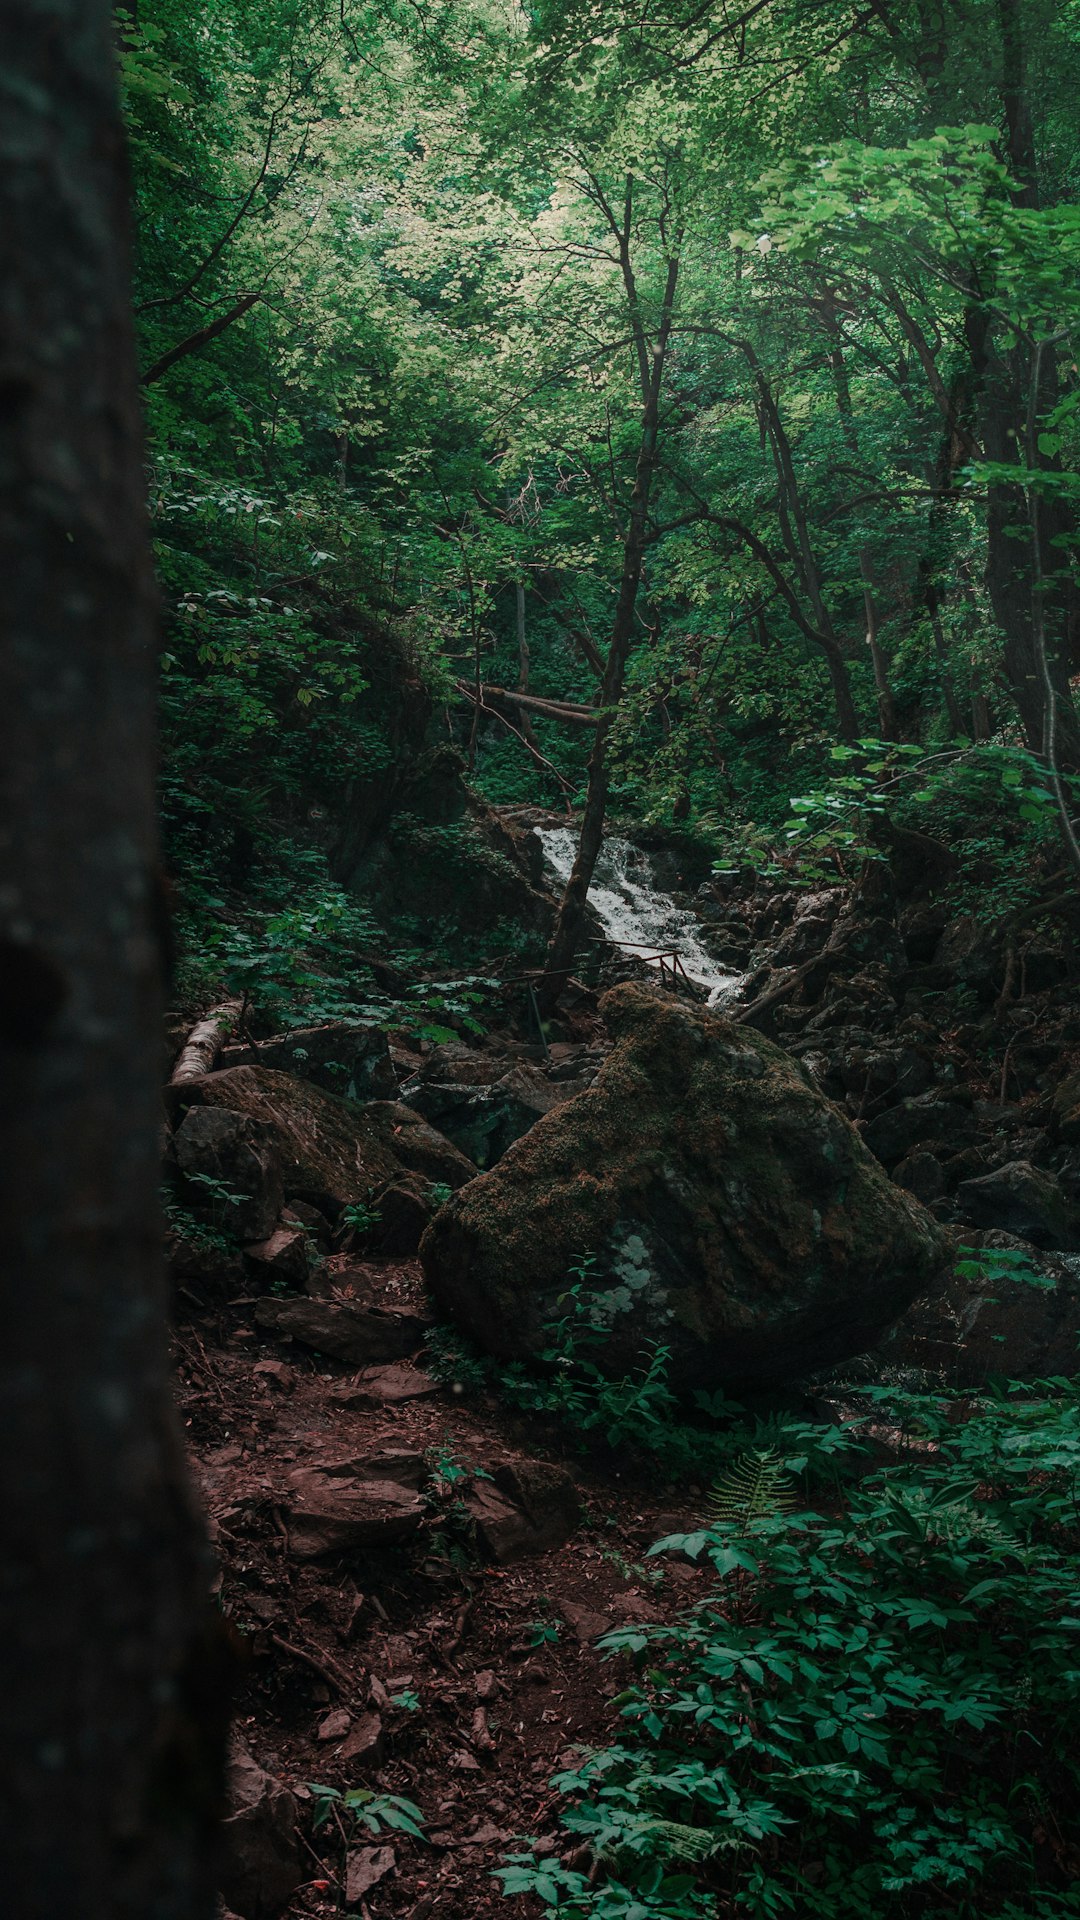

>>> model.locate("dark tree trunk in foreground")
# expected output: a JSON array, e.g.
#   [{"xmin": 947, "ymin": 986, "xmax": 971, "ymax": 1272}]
[{"xmin": 0, "ymin": 7, "xmax": 226, "ymax": 1917}]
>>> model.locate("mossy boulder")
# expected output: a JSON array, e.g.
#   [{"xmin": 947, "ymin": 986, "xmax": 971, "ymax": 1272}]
[{"xmin": 420, "ymin": 984, "xmax": 950, "ymax": 1393}]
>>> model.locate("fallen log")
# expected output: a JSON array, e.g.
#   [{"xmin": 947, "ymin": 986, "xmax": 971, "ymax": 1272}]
[{"xmin": 169, "ymin": 999, "xmax": 243, "ymax": 1084}]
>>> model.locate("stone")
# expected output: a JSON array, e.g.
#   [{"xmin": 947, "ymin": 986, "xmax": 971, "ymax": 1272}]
[
  {"xmin": 422, "ymin": 985, "xmax": 949, "ymax": 1394},
  {"xmin": 221, "ymin": 1020, "xmax": 397, "ymax": 1101},
  {"xmin": 329, "ymin": 1363, "xmax": 440, "ymax": 1408},
  {"xmin": 954, "ymin": 1160, "xmax": 1079, "ymax": 1250},
  {"xmin": 465, "ymin": 1458, "xmax": 581, "ymax": 1564},
  {"xmin": 252, "ymin": 1359, "xmax": 296, "ymax": 1392},
  {"xmin": 285, "ymin": 1456, "xmax": 425, "ymax": 1556},
  {"xmin": 316, "ymin": 1708, "xmax": 352, "ymax": 1742},
  {"xmin": 403, "ymin": 1065, "xmax": 581, "ymax": 1170},
  {"xmin": 219, "ymin": 1738, "xmax": 302, "ymax": 1920},
  {"xmin": 254, "ymin": 1294, "xmax": 426, "ymax": 1364},
  {"xmin": 893, "ymin": 1148, "xmax": 947, "ymax": 1205},
  {"xmin": 1052, "ymin": 1071, "xmax": 1080, "ymax": 1145},
  {"xmin": 862, "ymin": 1092, "xmax": 978, "ymax": 1169},
  {"xmin": 339, "ymin": 1710, "xmax": 385, "ymax": 1764},
  {"xmin": 345, "ymin": 1846, "xmax": 395, "ymax": 1901},
  {"xmin": 559, "ymin": 1599, "xmax": 613, "ymax": 1643},
  {"xmin": 243, "ymin": 1227, "xmax": 311, "ymax": 1284},
  {"xmin": 169, "ymin": 1068, "xmax": 474, "ymax": 1219},
  {"xmin": 876, "ymin": 1234, "xmax": 1080, "ymax": 1385},
  {"xmin": 173, "ymin": 1105, "xmax": 283, "ymax": 1242}
]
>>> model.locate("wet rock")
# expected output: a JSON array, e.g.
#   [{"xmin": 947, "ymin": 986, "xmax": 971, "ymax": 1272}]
[
  {"xmin": 255, "ymin": 1294, "xmax": 426, "ymax": 1364},
  {"xmin": 466, "ymin": 1458, "xmax": 581, "ymax": 1564},
  {"xmin": 173, "ymin": 1105, "xmax": 283, "ymax": 1241},
  {"xmin": 285, "ymin": 1455, "xmax": 426, "ymax": 1556},
  {"xmin": 219, "ymin": 1738, "xmax": 302, "ymax": 1920},
  {"xmin": 422, "ymin": 985, "xmax": 948, "ymax": 1394},
  {"xmin": 403, "ymin": 1064, "xmax": 578, "ymax": 1169},
  {"xmin": 243, "ymin": 1226, "xmax": 311, "ymax": 1284},
  {"xmin": 954, "ymin": 1159, "xmax": 1080, "ymax": 1250}
]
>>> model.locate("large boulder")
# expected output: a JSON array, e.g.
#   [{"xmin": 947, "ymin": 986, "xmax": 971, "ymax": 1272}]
[{"xmin": 420, "ymin": 985, "xmax": 949, "ymax": 1394}]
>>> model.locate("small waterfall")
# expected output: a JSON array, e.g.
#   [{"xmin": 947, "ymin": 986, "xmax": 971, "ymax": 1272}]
[{"xmin": 538, "ymin": 827, "xmax": 742, "ymax": 1007}]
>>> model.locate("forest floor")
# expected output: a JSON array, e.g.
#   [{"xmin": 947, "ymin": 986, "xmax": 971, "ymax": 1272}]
[{"xmin": 178, "ymin": 1263, "xmax": 712, "ymax": 1920}]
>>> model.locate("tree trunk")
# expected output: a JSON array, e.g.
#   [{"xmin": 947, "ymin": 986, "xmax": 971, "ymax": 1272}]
[
  {"xmin": 0, "ymin": 8, "xmax": 226, "ymax": 1918},
  {"xmin": 537, "ymin": 249, "xmax": 680, "ymax": 1009}
]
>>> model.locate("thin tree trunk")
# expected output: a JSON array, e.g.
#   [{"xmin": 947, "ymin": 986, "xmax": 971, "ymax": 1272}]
[
  {"xmin": 538, "ymin": 245, "xmax": 681, "ymax": 1009},
  {"xmin": 0, "ymin": 9, "xmax": 226, "ymax": 1918}
]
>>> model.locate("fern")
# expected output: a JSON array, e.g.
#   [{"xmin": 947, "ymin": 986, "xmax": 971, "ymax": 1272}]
[{"xmin": 707, "ymin": 1448, "xmax": 795, "ymax": 1531}]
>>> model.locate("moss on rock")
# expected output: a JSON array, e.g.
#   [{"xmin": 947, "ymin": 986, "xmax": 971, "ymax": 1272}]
[{"xmin": 420, "ymin": 984, "xmax": 950, "ymax": 1392}]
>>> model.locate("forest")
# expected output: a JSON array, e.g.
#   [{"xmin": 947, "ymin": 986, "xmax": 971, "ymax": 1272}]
[{"xmin": 4, "ymin": 3, "xmax": 1080, "ymax": 1919}]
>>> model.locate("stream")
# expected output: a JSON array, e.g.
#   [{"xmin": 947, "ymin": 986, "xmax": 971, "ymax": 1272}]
[{"xmin": 537, "ymin": 827, "xmax": 743, "ymax": 1006}]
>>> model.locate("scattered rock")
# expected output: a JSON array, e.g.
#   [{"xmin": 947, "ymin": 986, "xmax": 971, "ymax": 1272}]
[
  {"xmin": 559, "ymin": 1599, "xmax": 614, "ymax": 1643},
  {"xmin": 876, "ymin": 1235, "xmax": 1080, "ymax": 1384},
  {"xmin": 243, "ymin": 1226, "xmax": 311, "ymax": 1284},
  {"xmin": 345, "ymin": 1845, "xmax": 395, "ymax": 1901},
  {"xmin": 222, "ymin": 1020, "xmax": 397, "ymax": 1101},
  {"xmin": 861, "ymin": 1092, "xmax": 977, "ymax": 1169},
  {"xmin": 252, "ymin": 1359, "xmax": 296, "ymax": 1392},
  {"xmin": 955, "ymin": 1159, "xmax": 1079, "ymax": 1250},
  {"xmin": 329, "ymin": 1363, "xmax": 440, "ymax": 1408},
  {"xmin": 339, "ymin": 1710, "xmax": 385, "ymax": 1764},
  {"xmin": 316, "ymin": 1708, "xmax": 352, "ymax": 1742},
  {"xmin": 219, "ymin": 1738, "xmax": 302, "ymax": 1920},
  {"xmin": 466, "ymin": 1458, "xmax": 581, "ymax": 1564},
  {"xmin": 285, "ymin": 1455, "xmax": 426, "ymax": 1556},
  {"xmin": 254, "ymin": 1294, "xmax": 426, "ymax": 1364},
  {"xmin": 422, "ymin": 985, "xmax": 949, "ymax": 1393},
  {"xmin": 173, "ymin": 1105, "xmax": 283, "ymax": 1242}
]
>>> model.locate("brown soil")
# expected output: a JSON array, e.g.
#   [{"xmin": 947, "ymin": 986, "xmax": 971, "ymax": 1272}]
[{"xmin": 177, "ymin": 1262, "xmax": 711, "ymax": 1920}]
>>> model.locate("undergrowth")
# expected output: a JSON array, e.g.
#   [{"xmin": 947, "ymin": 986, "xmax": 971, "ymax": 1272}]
[{"xmin": 499, "ymin": 1375, "xmax": 1080, "ymax": 1920}]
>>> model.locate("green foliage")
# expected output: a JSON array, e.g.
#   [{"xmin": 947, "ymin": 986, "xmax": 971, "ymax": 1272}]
[
  {"xmin": 308, "ymin": 1783, "xmax": 426, "ymax": 1842},
  {"xmin": 502, "ymin": 1377, "xmax": 1080, "ymax": 1920},
  {"xmin": 706, "ymin": 1450, "xmax": 795, "ymax": 1532}
]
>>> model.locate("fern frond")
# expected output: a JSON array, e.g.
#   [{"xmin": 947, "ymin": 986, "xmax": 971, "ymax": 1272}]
[{"xmin": 707, "ymin": 1448, "xmax": 795, "ymax": 1531}]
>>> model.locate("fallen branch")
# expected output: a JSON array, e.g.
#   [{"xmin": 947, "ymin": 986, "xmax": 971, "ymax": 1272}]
[
  {"xmin": 169, "ymin": 998, "xmax": 243, "ymax": 1084},
  {"xmin": 456, "ymin": 679, "xmax": 602, "ymax": 727},
  {"xmin": 268, "ymin": 1630, "xmax": 356, "ymax": 1700},
  {"xmin": 735, "ymin": 960, "xmax": 816, "ymax": 1028}
]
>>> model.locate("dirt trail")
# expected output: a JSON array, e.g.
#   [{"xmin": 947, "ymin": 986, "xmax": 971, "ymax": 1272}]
[{"xmin": 178, "ymin": 1262, "xmax": 710, "ymax": 1920}]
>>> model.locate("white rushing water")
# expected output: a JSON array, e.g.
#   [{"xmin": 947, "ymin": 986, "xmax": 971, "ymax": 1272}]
[{"xmin": 538, "ymin": 827, "xmax": 742, "ymax": 1007}]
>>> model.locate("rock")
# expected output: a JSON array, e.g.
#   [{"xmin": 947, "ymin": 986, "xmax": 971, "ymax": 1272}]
[
  {"xmin": 243, "ymin": 1226, "xmax": 311, "ymax": 1284},
  {"xmin": 173, "ymin": 1105, "xmax": 283, "ymax": 1241},
  {"xmin": 876, "ymin": 1234, "xmax": 1080, "ymax": 1385},
  {"xmin": 219, "ymin": 1738, "xmax": 302, "ymax": 1920},
  {"xmin": 339, "ymin": 1711, "xmax": 385, "ymax": 1764},
  {"xmin": 170, "ymin": 1069, "xmax": 473, "ymax": 1221},
  {"xmin": 345, "ymin": 1846, "xmax": 395, "ymax": 1901},
  {"xmin": 1052, "ymin": 1071, "xmax": 1080, "ymax": 1144},
  {"xmin": 285, "ymin": 1456, "xmax": 426, "ymax": 1557},
  {"xmin": 893, "ymin": 1149, "xmax": 947, "ymax": 1205},
  {"xmin": 316, "ymin": 1708, "xmax": 352, "ymax": 1742},
  {"xmin": 329, "ymin": 1363, "xmax": 440, "ymax": 1408},
  {"xmin": 422, "ymin": 985, "xmax": 949, "ymax": 1394},
  {"xmin": 404, "ymin": 1064, "xmax": 581, "ymax": 1170},
  {"xmin": 559, "ymin": 1599, "xmax": 613, "ymax": 1643},
  {"xmin": 221, "ymin": 1020, "xmax": 397, "ymax": 1100},
  {"xmin": 465, "ymin": 1458, "xmax": 581, "ymax": 1563},
  {"xmin": 932, "ymin": 916, "xmax": 1002, "ymax": 996},
  {"xmin": 254, "ymin": 1294, "xmax": 426, "ymax": 1364},
  {"xmin": 954, "ymin": 1160, "xmax": 1079, "ymax": 1250},
  {"xmin": 862, "ymin": 1091, "xmax": 978, "ymax": 1169},
  {"xmin": 252, "ymin": 1359, "xmax": 296, "ymax": 1392}
]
